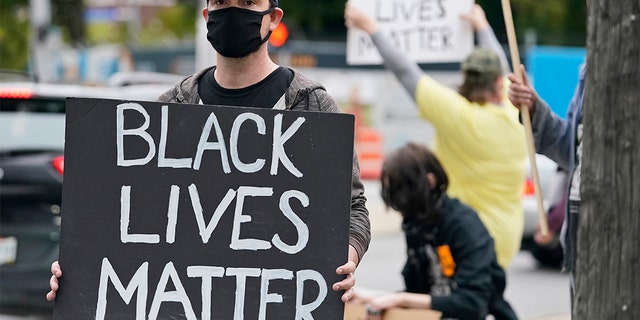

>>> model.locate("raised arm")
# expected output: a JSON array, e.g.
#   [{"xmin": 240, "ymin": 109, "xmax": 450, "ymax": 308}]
[
  {"xmin": 461, "ymin": 4, "xmax": 510, "ymax": 73},
  {"xmin": 344, "ymin": 3, "xmax": 423, "ymax": 99}
]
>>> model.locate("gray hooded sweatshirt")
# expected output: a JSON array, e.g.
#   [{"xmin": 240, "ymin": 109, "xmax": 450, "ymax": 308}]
[{"xmin": 158, "ymin": 66, "xmax": 371, "ymax": 261}]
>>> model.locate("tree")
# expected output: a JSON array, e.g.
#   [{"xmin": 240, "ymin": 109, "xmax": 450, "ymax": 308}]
[
  {"xmin": 577, "ymin": 1, "xmax": 640, "ymax": 319},
  {"xmin": 54, "ymin": 0, "xmax": 85, "ymax": 46},
  {"xmin": 0, "ymin": 0, "xmax": 29, "ymax": 70},
  {"xmin": 477, "ymin": 0, "xmax": 586, "ymax": 46},
  {"xmin": 276, "ymin": 0, "xmax": 587, "ymax": 45}
]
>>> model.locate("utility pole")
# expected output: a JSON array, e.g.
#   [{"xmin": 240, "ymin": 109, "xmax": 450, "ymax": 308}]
[
  {"xmin": 577, "ymin": 1, "xmax": 640, "ymax": 318},
  {"xmin": 30, "ymin": 0, "xmax": 53, "ymax": 82}
]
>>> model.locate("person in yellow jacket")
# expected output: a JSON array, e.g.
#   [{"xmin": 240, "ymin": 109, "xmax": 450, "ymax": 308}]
[{"xmin": 345, "ymin": 4, "xmax": 526, "ymax": 268}]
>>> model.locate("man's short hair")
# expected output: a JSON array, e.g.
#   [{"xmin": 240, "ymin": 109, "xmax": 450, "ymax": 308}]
[{"xmin": 206, "ymin": 0, "xmax": 278, "ymax": 6}]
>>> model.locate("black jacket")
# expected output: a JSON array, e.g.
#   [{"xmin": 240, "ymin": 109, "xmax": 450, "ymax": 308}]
[{"xmin": 402, "ymin": 196, "xmax": 518, "ymax": 320}]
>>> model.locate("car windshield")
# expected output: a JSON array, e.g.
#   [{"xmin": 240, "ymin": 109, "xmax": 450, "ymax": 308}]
[{"xmin": 0, "ymin": 97, "xmax": 66, "ymax": 152}]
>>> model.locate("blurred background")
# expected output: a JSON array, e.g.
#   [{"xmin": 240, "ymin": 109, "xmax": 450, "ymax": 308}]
[
  {"xmin": 1, "ymin": 0, "xmax": 586, "ymax": 81},
  {"xmin": 1, "ymin": 0, "xmax": 587, "ymax": 318},
  {"xmin": 0, "ymin": 0, "xmax": 588, "ymax": 151}
]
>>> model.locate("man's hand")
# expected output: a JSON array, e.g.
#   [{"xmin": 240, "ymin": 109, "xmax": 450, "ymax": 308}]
[
  {"xmin": 508, "ymin": 64, "xmax": 539, "ymax": 114},
  {"xmin": 46, "ymin": 261, "xmax": 62, "ymax": 301},
  {"xmin": 333, "ymin": 245, "xmax": 360, "ymax": 302},
  {"xmin": 534, "ymin": 226, "xmax": 557, "ymax": 246}
]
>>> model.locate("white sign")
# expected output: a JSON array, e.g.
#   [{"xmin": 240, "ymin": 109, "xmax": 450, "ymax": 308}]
[{"xmin": 347, "ymin": 0, "xmax": 474, "ymax": 65}]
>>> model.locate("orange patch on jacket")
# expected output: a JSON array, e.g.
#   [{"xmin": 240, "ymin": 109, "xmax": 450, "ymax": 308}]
[{"xmin": 437, "ymin": 245, "xmax": 456, "ymax": 277}]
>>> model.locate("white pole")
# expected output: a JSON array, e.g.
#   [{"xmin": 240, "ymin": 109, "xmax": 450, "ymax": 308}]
[
  {"xmin": 195, "ymin": 6, "xmax": 216, "ymax": 72},
  {"xmin": 30, "ymin": 0, "xmax": 53, "ymax": 82}
]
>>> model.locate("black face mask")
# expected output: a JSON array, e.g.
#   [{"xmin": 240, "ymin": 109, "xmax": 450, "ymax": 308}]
[{"xmin": 206, "ymin": 7, "xmax": 274, "ymax": 58}]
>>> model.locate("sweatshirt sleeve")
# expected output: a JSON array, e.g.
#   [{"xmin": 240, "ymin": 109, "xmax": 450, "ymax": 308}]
[
  {"xmin": 369, "ymin": 31, "xmax": 424, "ymax": 100},
  {"xmin": 528, "ymin": 97, "xmax": 573, "ymax": 171},
  {"xmin": 528, "ymin": 64, "xmax": 585, "ymax": 171}
]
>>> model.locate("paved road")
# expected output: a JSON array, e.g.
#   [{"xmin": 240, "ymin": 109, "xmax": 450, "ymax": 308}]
[
  {"xmin": 356, "ymin": 180, "xmax": 571, "ymax": 320},
  {"xmin": 0, "ymin": 240, "xmax": 572, "ymax": 320},
  {"xmin": 355, "ymin": 232, "xmax": 571, "ymax": 320},
  {"xmin": 1, "ymin": 181, "xmax": 570, "ymax": 320}
]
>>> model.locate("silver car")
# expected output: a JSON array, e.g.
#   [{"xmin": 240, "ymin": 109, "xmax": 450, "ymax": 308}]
[{"xmin": 0, "ymin": 76, "xmax": 175, "ymax": 312}]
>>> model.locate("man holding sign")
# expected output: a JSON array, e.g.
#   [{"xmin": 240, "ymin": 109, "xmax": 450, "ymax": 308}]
[
  {"xmin": 47, "ymin": 0, "xmax": 371, "ymax": 316},
  {"xmin": 156, "ymin": 0, "xmax": 371, "ymax": 282},
  {"xmin": 345, "ymin": 3, "xmax": 527, "ymax": 269}
]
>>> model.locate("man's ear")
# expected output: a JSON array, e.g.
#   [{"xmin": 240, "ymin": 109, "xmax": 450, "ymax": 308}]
[
  {"xmin": 269, "ymin": 7, "xmax": 284, "ymax": 31},
  {"xmin": 201, "ymin": 7, "xmax": 208, "ymax": 21}
]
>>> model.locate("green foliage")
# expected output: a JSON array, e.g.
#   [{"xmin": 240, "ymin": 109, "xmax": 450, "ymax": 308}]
[
  {"xmin": 134, "ymin": 5, "xmax": 197, "ymax": 46},
  {"xmin": 1, "ymin": 0, "xmax": 27, "ymax": 10},
  {"xmin": 279, "ymin": 0, "xmax": 586, "ymax": 46},
  {"xmin": 85, "ymin": 4, "xmax": 197, "ymax": 46},
  {"xmin": 156, "ymin": 3, "xmax": 197, "ymax": 39},
  {"xmin": 87, "ymin": 23, "xmax": 127, "ymax": 44},
  {"xmin": 0, "ymin": 2, "xmax": 29, "ymax": 70},
  {"xmin": 280, "ymin": 0, "xmax": 347, "ymax": 40},
  {"xmin": 511, "ymin": 0, "xmax": 582, "ymax": 45},
  {"xmin": 53, "ymin": 0, "xmax": 85, "ymax": 45},
  {"xmin": 0, "ymin": 0, "xmax": 587, "ymax": 72},
  {"xmin": 477, "ymin": 0, "xmax": 586, "ymax": 46}
]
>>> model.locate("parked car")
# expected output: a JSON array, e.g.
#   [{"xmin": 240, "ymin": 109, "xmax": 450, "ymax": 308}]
[
  {"xmin": 0, "ymin": 78, "xmax": 174, "ymax": 312},
  {"xmin": 521, "ymin": 154, "xmax": 564, "ymax": 268}
]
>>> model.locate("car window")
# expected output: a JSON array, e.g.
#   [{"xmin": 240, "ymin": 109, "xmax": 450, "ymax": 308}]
[
  {"xmin": 0, "ymin": 97, "xmax": 66, "ymax": 151},
  {"xmin": 0, "ymin": 80, "xmax": 173, "ymax": 152}
]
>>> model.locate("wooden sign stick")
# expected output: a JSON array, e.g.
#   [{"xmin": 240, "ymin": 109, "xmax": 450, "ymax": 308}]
[{"xmin": 500, "ymin": 0, "xmax": 549, "ymax": 236}]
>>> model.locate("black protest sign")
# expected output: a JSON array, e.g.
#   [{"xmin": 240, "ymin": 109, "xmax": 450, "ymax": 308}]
[{"xmin": 54, "ymin": 98, "xmax": 354, "ymax": 320}]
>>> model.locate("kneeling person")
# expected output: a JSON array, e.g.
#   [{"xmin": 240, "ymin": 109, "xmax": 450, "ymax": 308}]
[{"xmin": 356, "ymin": 143, "xmax": 518, "ymax": 320}]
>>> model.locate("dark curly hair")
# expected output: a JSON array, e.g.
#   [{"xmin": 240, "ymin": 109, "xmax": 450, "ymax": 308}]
[{"xmin": 380, "ymin": 143, "xmax": 448, "ymax": 228}]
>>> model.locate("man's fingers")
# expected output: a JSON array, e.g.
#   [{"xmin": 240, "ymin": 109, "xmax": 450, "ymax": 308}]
[
  {"xmin": 341, "ymin": 287, "xmax": 354, "ymax": 302},
  {"xmin": 46, "ymin": 274, "xmax": 59, "ymax": 301},
  {"xmin": 51, "ymin": 261, "xmax": 61, "ymax": 278},
  {"xmin": 49, "ymin": 274, "xmax": 59, "ymax": 291},
  {"xmin": 46, "ymin": 290, "xmax": 56, "ymax": 301},
  {"xmin": 333, "ymin": 272, "xmax": 355, "ymax": 291},
  {"xmin": 336, "ymin": 260, "xmax": 356, "ymax": 275},
  {"xmin": 507, "ymin": 73, "xmax": 521, "ymax": 85}
]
